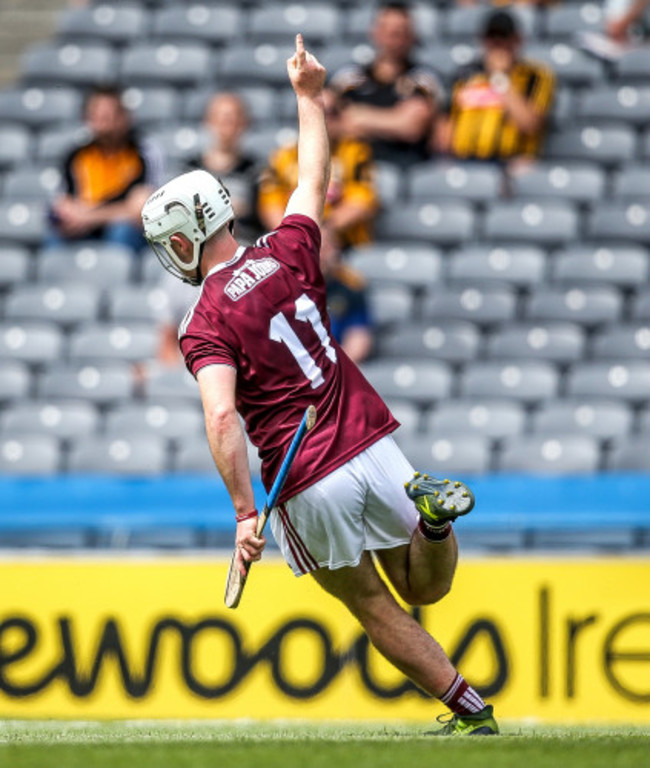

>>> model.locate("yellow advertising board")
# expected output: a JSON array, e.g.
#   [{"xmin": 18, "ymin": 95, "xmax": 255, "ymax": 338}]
[{"xmin": 0, "ymin": 556, "xmax": 648, "ymax": 723}]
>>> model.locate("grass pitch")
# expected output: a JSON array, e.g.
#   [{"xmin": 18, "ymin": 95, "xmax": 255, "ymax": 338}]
[{"xmin": 1, "ymin": 720, "xmax": 648, "ymax": 768}]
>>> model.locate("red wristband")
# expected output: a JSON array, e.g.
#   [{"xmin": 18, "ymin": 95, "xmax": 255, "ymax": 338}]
[{"xmin": 235, "ymin": 509, "xmax": 258, "ymax": 523}]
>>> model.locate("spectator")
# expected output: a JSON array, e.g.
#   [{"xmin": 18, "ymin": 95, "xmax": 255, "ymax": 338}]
[
  {"xmin": 320, "ymin": 224, "xmax": 373, "ymax": 364},
  {"xmin": 329, "ymin": 1, "xmax": 441, "ymax": 167},
  {"xmin": 606, "ymin": 0, "xmax": 650, "ymax": 43},
  {"xmin": 187, "ymin": 92, "xmax": 261, "ymax": 244},
  {"xmin": 258, "ymin": 89, "xmax": 378, "ymax": 248},
  {"xmin": 436, "ymin": 9, "xmax": 555, "ymax": 165},
  {"xmin": 48, "ymin": 84, "xmax": 163, "ymax": 254}
]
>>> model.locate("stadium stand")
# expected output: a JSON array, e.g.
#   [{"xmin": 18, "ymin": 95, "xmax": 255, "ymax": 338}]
[{"xmin": 0, "ymin": 0, "xmax": 648, "ymax": 552}]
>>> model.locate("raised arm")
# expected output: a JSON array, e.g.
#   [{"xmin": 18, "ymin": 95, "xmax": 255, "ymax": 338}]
[{"xmin": 284, "ymin": 34, "xmax": 330, "ymax": 225}]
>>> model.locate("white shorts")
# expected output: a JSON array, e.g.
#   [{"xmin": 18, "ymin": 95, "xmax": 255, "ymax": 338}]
[{"xmin": 269, "ymin": 435, "xmax": 418, "ymax": 576}]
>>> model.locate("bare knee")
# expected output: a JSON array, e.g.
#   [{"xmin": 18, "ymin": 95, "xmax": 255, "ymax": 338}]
[{"xmin": 398, "ymin": 576, "xmax": 453, "ymax": 607}]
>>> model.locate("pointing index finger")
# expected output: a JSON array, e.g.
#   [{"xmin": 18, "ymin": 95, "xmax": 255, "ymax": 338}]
[{"xmin": 295, "ymin": 33, "xmax": 305, "ymax": 64}]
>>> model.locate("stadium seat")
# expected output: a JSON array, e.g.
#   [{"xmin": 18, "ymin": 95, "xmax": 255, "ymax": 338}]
[
  {"xmin": 5, "ymin": 283, "xmax": 101, "ymax": 327},
  {"xmin": 531, "ymin": 399, "xmax": 633, "ymax": 440},
  {"xmin": 184, "ymin": 86, "xmax": 278, "ymax": 126},
  {"xmin": 3, "ymin": 165, "xmax": 62, "ymax": 202},
  {"xmin": 0, "ymin": 434, "xmax": 60, "ymax": 475},
  {"xmin": 384, "ymin": 399, "xmax": 421, "ymax": 436},
  {"xmin": 525, "ymin": 286, "xmax": 623, "ymax": 326},
  {"xmin": 509, "ymin": 162, "xmax": 606, "ymax": 204},
  {"xmin": 459, "ymin": 361, "xmax": 559, "ymax": 403},
  {"xmin": 144, "ymin": 124, "xmax": 208, "ymax": 163},
  {"xmin": 591, "ymin": 324, "xmax": 650, "ymax": 360},
  {"xmin": 0, "ymin": 400, "xmax": 100, "ymax": 441},
  {"xmin": 56, "ymin": 5, "xmax": 149, "ymax": 44},
  {"xmin": 0, "ymin": 127, "xmax": 32, "ymax": 171},
  {"xmin": 611, "ymin": 165, "xmax": 650, "ymax": 200},
  {"xmin": 248, "ymin": 4, "xmax": 340, "ymax": 45},
  {"xmin": 121, "ymin": 87, "xmax": 180, "ymax": 129},
  {"xmin": 525, "ymin": 42, "xmax": 604, "ymax": 86},
  {"xmin": 318, "ymin": 42, "xmax": 375, "ymax": 77},
  {"xmin": 551, "ymin": 245, "xmax": 649, "ymax": 287},
  {"xmin": 543, "ymin": 4, "xmax": 605, "ymax": 39},
  {"xmin": 106, "ymin": 284, "xmax": 172, "ymax": 323},
  {"xmin": 68, "ymin": 323, "xmax": 158, "ymax": 364},
  {"xmin": 483, "ymin": 202, "xmax": 578, "ymax": 246},
  {"xmin": 35, "ymin": 124, "xmax": 89, "ymax": 163},
  {"xmin": 144, "ymin": 364, "xmax": 200, "ymax": 403},
  {"xmin": 407, "ymin": 162, "xmax": 502, "ymax": 204},
  {"xmin": 38, "ymin": 363, "xmax": 134, "ymax": 405},
  {"xmin": 0, "ymin": 246, "xmax": 30, "ymax": 288},
  {"xmin": 347, "ymin": 242, "xmax": 442, "ymax": 289},
  {"xmin": 497, "ymin": 435, "xmax": 601, "ymax": 474},
  {"xmin": 586, "ymin": 203, "xmax": 650, "ymax": 244},
  {"xmin": 578, "ymin": 86, "xmax": 650, "ymax": 127},
  {"xmin": 174, "ymin": 434, "xmax": 217, "ymax": 474},
  {"xmin": 240, "ymin": 124, "xmax": 298, "ymax": 162},
  {"xmin": 0, "ymin": 87, "xmax": 82, "ymax": 128},
  {"xmin": 220, "ymin": 44, "xmax": 300, "ymax": 86},
  {"xmin": 543, "ymin": 125, "xmax": 636, "ymax": 166},
  {"xmin": 366, "ymin": 285, "xmax": 415, "ymax": 327},
  {"xmin": 446, "ymin": 245, "xmax": 547, "ymax": 289},
  {"xmin": 416, "ymin": 42, "xmax": 476, "ymax": 83},
  {"xmin": 21, "ymin": 43, "xmax": 119, "ymax": 86},
  {"xmin": 0, "ymin": 361, "xmax": 31, "ymax": 403},
  {"xmin": 120, "ymin": 44, "xmax": 214, "ymax": 88},
  {"xmin": 426, "ymin": 400, "xmax": 526, "ymax": 440},
  {"xmin": 615, "ymin": 48, "xmax": 650, "ymax": 82},
  {"xmin": 151, "ymin": 5, "xmax": 241, "ymax": 45},
  {"xmin": 394, "ymin": 433, "xmax": 491, "ymax": 476},
  {"xmin": 375, "ymin": 201, "xmax": 475, "ymax": 246},
  {"xmin": 360, "ymin": 360, "xmax": 453, "ymax": 406},
  {"xmin": 377, "ymin": 321, "xmax": 481, "ymax": 364},
  {"xmin": 486, "ymin": 322, "xmax": 585, "ymax": 364},
  {"xmin": 0, "ymin": 322, "xmax": 64, "ymax": 365},
  {"xmin": 643, "ymin": 129, "xmax": 650, "ymax": 160},
  {"xmin": 630, "ymin": 288, "xmax": 650, "ymax": 321},
  {"xmin": 0, "ymin": 201, "xmax": 47, "ymax": 247},
  {"xmin": 67, "ymin": 434, "xmax": 168, "ymax": 476},
  {"xmin": 566, "ymin": 361, "xmax": 650, "ymax": 403},
  {"xmin": 422, "ymin": 286, "xmax": 518, "ymax": 326},
  {"xmin": 345, "ymin": 4, "xmax": 439, "ymax": 44},
  {"xmin": 35, "ymin": 242, "xmax": 133, "ymax": 286},
  {"xmin": 374, "ymin": 162, "xmax": 403, "ymax": 206},
  {"xmin": 607, "ymin": 437, "xmax": 650, "ymax": 472},
  {"xmin": 639, "ymin": 405, "xmax": 650, "ymax": 434},
  {"xmin": 104, "ymin": 401, "xmax": 204, "ymax": 442}
]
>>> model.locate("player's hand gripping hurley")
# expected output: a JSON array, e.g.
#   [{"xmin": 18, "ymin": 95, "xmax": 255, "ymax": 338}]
[{"xmin": 224, "ymin": 405, "xmax": 317, "ymax": 608}]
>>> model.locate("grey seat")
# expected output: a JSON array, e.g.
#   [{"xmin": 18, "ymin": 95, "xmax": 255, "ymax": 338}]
[
  {"xmin": 1, "ymin": 400, "xmax": 99, "ymax": 440},
  {"xmin": 21, "ymin": 43, "xmax": 118, "ymax": 86},
  {"xmin": 104, "ymin": 402, "xmax": 203, "ymax": 442},
  {"xmin": 144, "ymin": 363, "xmax": 200, "ymax": 403},
  {"xmin": 591, "ymin": 324, "xmax": 650, "ymax": 360},
  {"xmin": 552, "ymin": 245, "xmax": 649, "ymax": 288},
  {"xmin": 608, "ymin": 437, "xmax": 650, "ymax": 472},
  {"xmin": 152, "ymin": 5, "xmax": 241, "ymax": 45},
  {"xmin": 36, "ymin": 243, "xmax": 133, "ymax": 286},
  {"xmin": 5, "ymin": 283, "xmax": 101, "ymax": 326},
  {"xmin": 248, "ymin": 4, "xmax": 340, "ymax": 45},
  {"xmin": 120, "ymin": 44, "xmax": 214, "ymax": 87},
  {"xmin": 447, "ymin": 245, "xmax": 546, "ymax": 289},
  {"xmin": 107, "ymin": 284, "xmax": 172, "ymax": 323},
  {"xmin": 509, "ymin": 162, "xmax": 606, "ymax": 204},
  {"xmin": 0, "ymin": 322, "xmax": 64, "ymax": 365},
  {"xmin": 483, "ymin": 202, "xmax": 578, "ymax": 246},
  {"xmin": 566, "ymin": 362, "xmax": 650, "ymax": 403},
  {"xmin": 360, "ymin": 360, "xmax": 453, "ymax": 406},
  {"xmin": 68, "ymin": 323, "xmax": 157, "ymax": 364},
  {"xmin": 378, "ymin": 321, "xmax": 480, "ymax": 363},
  {"xmin": 525, "ymin": 286, "xmax": 623, "ymax": 326},
  {"xmin": 0, "ymin": 434, "xmax": 60, "ymax": 475},
  {"xmin": 459, "ymin": 361, "xmax": 559, "ymax": 403},
  {"xmin": 68, "ymin": 434, "xmax": 168, "ymax": 475},
  {"xmin": 544, "ymin": 125, "xmax": 636, "ymax": 166},
  {"xmin": 643, "ymin": 129, "xmax": 650, "ymax": 160},
  {"xmin": 0, "ymin": 361, "xmax": 31, "ymax": 402},
  {"xmin": 375, "ymin": 162, "xmax": 403, "ymax": 206},
  {"xmin": 422, "ymin": 286, "xmax": 517, "ymax": 326},
  {"xmin": 366, "ymin": 285, "xmax": 415, "ymax": 327},
  {"xmin": 486, "ymin": 322, "xmax": 585, "ymax": 364},
  {"xmin": 426, "ymin": 400, "xmax": 526, "ymax": 440},
  {"xmin": 0, "ymin": 87, "xmax": 82, "ymax": 128},
  {"xmin": 174, "ymin": 434, "xmax": 217, "ymax": 473},
  {"xmin": 0, "ymin": 127, "xmax": 32, "ymax": 170},
  {"xmin": 35, "ymin": 124, "xmax": 89, "ymax": 163},
  {"xmin": 578, "ymin": 86, "xmax": 650, "ymax": 127},
  {"xmin": 531, "ymin": 400, "xmax": 632, "ymax": 440},
  {"xmin": 121, "ymin": 87, "xmax": 180, "ymax": 129},
  {"xmin": 616, "ymin": 48, "xmax": 650, "ymax": 82},
  {"xmin": 407, "ymin": 162, "xmax": 501, "ymax": 204},
  {"xmin": 444, "ymin": 5, "xmax": 536, "ymax": 40},
  {"xmin": 240, "ymin": 125, "xmax": 298, "ymax": 163},
  {"xmin": 498, "ymin": 435, "xmax": 600, "ymax": 474},
  {"xmin": 144, "ymin": 124, "xmax": 208, "ymax": 163},
  {"xmin": 611, "ymin": 165, "xmax": 650, "ymax": 200},
  {"xmin": 384, "ymin": 399, "xmax": 421, "ymax": 437},
  {"xmin": 544, "ymin": 4, "xmax": 605, "ymax": 39},
  {"xmin": 376, "ymin": 202, "xmax": 475, "ymax": 246},
  {"xmin": 345, "ymin": 4, "xmax": 439, "ymax": 44},
  {"xmin": 0, "ymin": 202, "xmax": 47, "ymax": 246},
  {"xmin": 220, "ymin": 44, "xmax": 299, "ymax": 86},
  {"xmin": 525, "ymin": 42, "xmax": 603, "ymax": 86},
  {"xmin": 630, "ymin": 288, "xmax": 650, "ymax": 321},
  {"xmin": 395, "ymin": 433, "xmax": 491, "ymax": 476},
  {"xmin": 638, "ymin": 405, "xmax": 650, "ymax": 433},
  {"xmin": 3, "ymin": 165, "xmax": 62, "ymax": 201},
  {"xmin": 39, "ymin": 363, "xmax": 134, "ymax": 405},
  {"xmin": 347, "ymin": 243, "xmax": 442, "ymax": 289},
  {"xmin": 318, "ymin": 42, "xmax": 375, "ymax": 76},
  {"xmin": 0, "ymin": 247, "xmax": 30, "ymax": 288},
  {"xmin": 586, "ymin": 203, "xmax": 650, "ymax": 244},
  {"xmin": 416, "ymin": 42, "xmax": 477, "ymax": 83},
  {"xmin": 185, "ymin": 86, "xmax": 278, "ymax": 127},
  {"xmin": 57, "ymin": 5, "xmax": 149, "ymax": 44}
]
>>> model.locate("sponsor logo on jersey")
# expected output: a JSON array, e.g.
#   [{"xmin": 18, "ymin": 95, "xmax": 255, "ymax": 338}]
[{"xmin": 224, "ymin": 257, "xmax": 281, "ymax": 301}]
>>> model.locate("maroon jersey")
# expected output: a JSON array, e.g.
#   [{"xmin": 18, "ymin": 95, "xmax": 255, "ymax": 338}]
[{"xmin": 180, "ymin": 214, "xmax": 398, "ymax": 503}]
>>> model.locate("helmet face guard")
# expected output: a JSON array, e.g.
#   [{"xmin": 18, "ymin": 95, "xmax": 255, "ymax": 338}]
[{"xmin": 144, "ymin": 199, "xmax": 205, "ymax": 285}]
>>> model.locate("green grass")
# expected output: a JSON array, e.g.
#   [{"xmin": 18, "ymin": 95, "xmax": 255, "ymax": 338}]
[{"xmin": 1, "ymin": 721, "xmax": 649, "ymax": 768}]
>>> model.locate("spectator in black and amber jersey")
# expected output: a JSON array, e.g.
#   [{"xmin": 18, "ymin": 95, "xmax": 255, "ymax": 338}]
[
  {"xmin": 436, "ymin": 10, "xmax": 555, "ymax": 165},
  {"xmin": 47, "ymin": 84, "xmax": 163, "ymax": 254}
]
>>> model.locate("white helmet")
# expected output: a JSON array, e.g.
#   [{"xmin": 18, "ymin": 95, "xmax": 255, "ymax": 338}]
[{"xmin": 142, "ymin": 169, "xmax": 234, "ymax": 285}]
